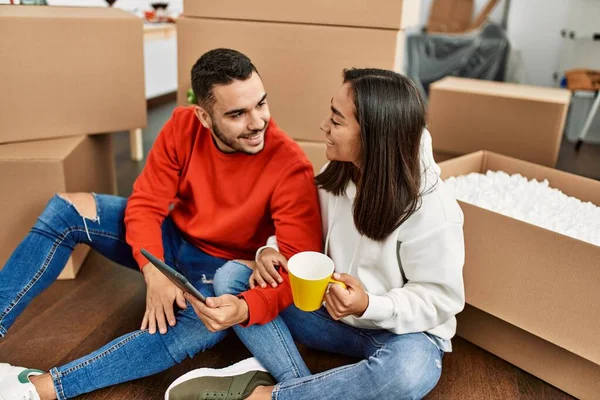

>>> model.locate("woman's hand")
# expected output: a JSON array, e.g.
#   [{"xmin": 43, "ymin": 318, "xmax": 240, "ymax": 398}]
[
  {"xmin": 251, "ymin": 247, "xmax": 288, "ymax": 288},
  {"xmin": 324, "ymin": 273, "xmax": 369, "ymax": 320}
]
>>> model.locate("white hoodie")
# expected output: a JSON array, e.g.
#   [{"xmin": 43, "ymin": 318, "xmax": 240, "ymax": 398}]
[{"xmin": 262, "ymin": 129, "xmax": 465, "ymax": 348}]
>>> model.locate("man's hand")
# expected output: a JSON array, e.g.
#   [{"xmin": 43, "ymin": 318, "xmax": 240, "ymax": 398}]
[
  {"xmin": 185, "ymin": 293, "xmax": 249, "ymax": 332},
  {"xmin": 251, "ymin": 248, "xmax": 288, "ymax": 289},
  {"xmin": 324, "ymin": 273, "xmax": 369, "ymax": 320},
  {"xmin": 141, "ymin": 262, "xmax": 187, "ymax": 334}
]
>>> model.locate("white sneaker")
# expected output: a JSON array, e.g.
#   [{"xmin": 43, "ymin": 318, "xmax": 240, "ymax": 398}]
[
  {"xmin": 0, "ymin": 363, "xmax": 44, "ymax": 400},
  {"xmin": 165, "ymin": 357, "xmax": 274, "ymax": 400}
]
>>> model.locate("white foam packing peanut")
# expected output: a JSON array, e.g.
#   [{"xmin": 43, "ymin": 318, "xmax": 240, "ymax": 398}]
[{"xmin": 444, "ymin": 170, "xmax": 600, "ymax": 247}]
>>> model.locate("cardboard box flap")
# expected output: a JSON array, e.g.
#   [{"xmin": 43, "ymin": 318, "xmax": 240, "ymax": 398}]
[
  {"xmin": 439, "ymin": 151, "xmax": 487, "ymax": 180},
  {"xmin": 0, "ymin": 5, "xmax": 138, "ymax": 21},
  {"xmin": 431, "ymin": 77, "xmax": 572, "ymax": 104},
  {"xmin": 440, "ymin": 151, "xmax": 600, "ymax": 365},
  {"xmin": 0, "ymin": 136, "xmax": 85, "ymax": 161}
]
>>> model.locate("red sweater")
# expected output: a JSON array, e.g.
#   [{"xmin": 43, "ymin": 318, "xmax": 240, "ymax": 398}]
[
  {"xmin": 124, "ymin": 108, "xmax": 323, "ymax": 310},
  {"xmin": 239, "ymin": 267, "xmax": 298, "ymax": 326}
]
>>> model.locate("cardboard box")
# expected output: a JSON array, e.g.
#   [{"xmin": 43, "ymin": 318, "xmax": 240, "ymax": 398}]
[
  {"xmin": 439, "ymin": 151, "xmax": 600, "ymax": 399},
  {"xmin": 177, "ymin": 17, "xmax": 406, "ymax": 142},
  {"xmin": 458, "ymin": 305, "xmax": 600, "ymax": 400},
  {"xmin": 0, "ymin": 6, "xmax": 146, "ymax": 144},
  {"xmin": 183, "ymin": 0, "xmax": 421, "ymax": 30},
  {"xmin": 426, "ymin": 0, "xmax": 473, "ymax": 33},
  {"xmin": 433, "ymin": 150, "xmax": 459, "ymax": 163},
  {"xmin": 297, "ymin": 141, "xmax": 328, "ymax": 174},
  {"xmin": 0, "ymin": 135, "xmax": 116, "ymax": 280},
  {"xmin": 428, "ymin": 77, "xmax": 571, "ymax": 167}
]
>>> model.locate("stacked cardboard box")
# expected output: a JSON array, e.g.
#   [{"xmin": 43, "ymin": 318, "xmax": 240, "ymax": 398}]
[
  {"xmin": 439, "ymin": 151, "xmax": 600, "ymax": 399},
  {"xmin": 0, "ymin": 6, "xmax": 146, "ymax": 279},
  {"xmin": 427, "ymin": 77, "xmax": 572, "ymax": 167},
  {"xmin": 177, "ymin": 0, "xmax": 421, "ymax": 174},
  {"xmin": 0, "ymin": 136, "xmax": 116, "ymax": 279}
]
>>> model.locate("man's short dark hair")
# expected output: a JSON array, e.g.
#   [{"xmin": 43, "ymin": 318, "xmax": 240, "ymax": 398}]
[{"xmin": 191, "ymin": 48, "xmax": 258, "ymax": 110}]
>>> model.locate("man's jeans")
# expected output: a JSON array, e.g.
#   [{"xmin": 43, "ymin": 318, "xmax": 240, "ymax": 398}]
[
  {"xmin": 213, "ymin": 261, "xmax": 444, "ymax": 400},
  {"xmin": 0, "ymin": 194, "xmax": 229, "ymax": 399}
]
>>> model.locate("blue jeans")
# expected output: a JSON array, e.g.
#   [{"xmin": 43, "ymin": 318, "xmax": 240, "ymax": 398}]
[
  {"xmin": 0, "ymin": 194, "xmax": 229, "ymax": 399},
  {"xmin": 213, "ymin": 262, "xmax": 444, "ymax": 400}
]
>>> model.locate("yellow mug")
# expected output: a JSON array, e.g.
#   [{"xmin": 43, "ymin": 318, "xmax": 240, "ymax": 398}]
[{"xmin": 287, "ymin": 251, "xmax": 346, "ymax": 312}]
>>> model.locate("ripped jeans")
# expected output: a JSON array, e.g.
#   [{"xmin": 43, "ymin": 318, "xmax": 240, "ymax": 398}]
[{"xmin": 0, "ymin": 194, "xmax": 231, "ymax": 399}]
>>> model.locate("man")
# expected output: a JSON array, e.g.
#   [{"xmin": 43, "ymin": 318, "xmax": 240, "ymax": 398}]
[{"xmin": 0, "ymin": 48, "xmax": 322, "ymax": 400}]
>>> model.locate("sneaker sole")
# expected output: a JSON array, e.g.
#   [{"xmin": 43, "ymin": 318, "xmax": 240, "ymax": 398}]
[{"xmin": 165, "ymin": 358, "xmax": 267, "ymax": 400}]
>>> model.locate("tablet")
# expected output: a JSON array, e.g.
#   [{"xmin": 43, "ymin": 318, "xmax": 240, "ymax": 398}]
[{"xmin": 141, "ymin": 248, "xmax": 206, "ymax": 303}]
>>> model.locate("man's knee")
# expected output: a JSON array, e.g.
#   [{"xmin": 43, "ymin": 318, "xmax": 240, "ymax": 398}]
[
  {"xmin": 213, "ymin": 261, "xmax": 252, "ymax": 296},
  {"xmin": 159, "ymin": 308, "xmax": 228, "ymax": 363},
  {"xmin": 57, "ymin": 192, "xmax": 97, "ymax": 220}
]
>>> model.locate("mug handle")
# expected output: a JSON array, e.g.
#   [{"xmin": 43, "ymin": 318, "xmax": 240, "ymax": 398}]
[{"xmin": 327, "ymin": 277, "xmax": 347, "ymax": 290}]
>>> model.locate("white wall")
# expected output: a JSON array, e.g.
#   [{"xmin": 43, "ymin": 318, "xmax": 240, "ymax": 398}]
[
  {"xmin": 144, "ymin": 30, "xmax": 178, "ymax": 98},
  {"xmin": 559, "ymin": 0, "xmax": 600, "ymax": 73},
  {"xmin": 505, "ymin": 0, "xmax": 570, "ymax": 87}
]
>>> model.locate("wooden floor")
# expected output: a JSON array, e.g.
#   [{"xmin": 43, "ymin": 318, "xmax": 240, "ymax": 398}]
[
  {"xmin": 0, "ymin": 252, "xmax": 575, "ymax": 400},
  {"xmin": 3, "ymin": 99, "xmax": 596, "ymax": 399}
]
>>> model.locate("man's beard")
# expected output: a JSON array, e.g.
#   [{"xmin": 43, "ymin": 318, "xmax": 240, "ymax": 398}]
[{"xmin": 211, "ymin": 119, "xmax": 266, "ymax": 155}]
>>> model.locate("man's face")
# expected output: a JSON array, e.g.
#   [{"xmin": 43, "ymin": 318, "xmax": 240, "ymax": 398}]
[{"xmin": 195, "ymin": 72, "xmax": 270, "ymax": 155}]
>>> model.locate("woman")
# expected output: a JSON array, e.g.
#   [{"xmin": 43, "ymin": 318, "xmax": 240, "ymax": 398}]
[{"xmin": 169, "ymin": 68, "xmax": 465, "ymax": 400}]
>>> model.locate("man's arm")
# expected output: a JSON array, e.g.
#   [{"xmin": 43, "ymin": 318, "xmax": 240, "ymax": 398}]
[
  {"xmin": 185, "ymin": 160, "xmax": 323, "ymax": 331},
  {"xmin": 124, "ymin": 113, "xmax": 188, "ymax": 334},
  {"xmin": 240, "ymin": 160, "xmax": 323, "ymax": 326},
  {"xmin": 124, "ymin": 116, "xmax": 181, "ymax": 268}
]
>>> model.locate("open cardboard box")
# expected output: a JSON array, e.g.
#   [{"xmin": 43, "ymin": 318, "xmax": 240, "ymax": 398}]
[{"xmin": 439, "ymin": 151, "xmax": 600, "ymax": 399}]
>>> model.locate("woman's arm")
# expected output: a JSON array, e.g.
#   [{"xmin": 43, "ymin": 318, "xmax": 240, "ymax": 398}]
[{"xmin": 357, "ymin": 222, "xmax": 465, "ymax": 334}]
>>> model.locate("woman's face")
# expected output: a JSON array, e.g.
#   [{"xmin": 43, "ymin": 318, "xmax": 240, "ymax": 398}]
[{"xmin": 320, "ymin": 83, "xmax": 362, "ymax": 166}]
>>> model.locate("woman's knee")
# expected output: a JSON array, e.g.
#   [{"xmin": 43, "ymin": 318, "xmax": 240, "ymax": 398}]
[
  {"xmin": 371, "ymin": 336, "xmax": 443, "ymax": 399},
  {"xmin": 393, "ymin": 348, "xmax": 442, "ymax": 400},
  {"xmin": 213, "ymin": 261, "xmax": 253, "ymax": 296}
]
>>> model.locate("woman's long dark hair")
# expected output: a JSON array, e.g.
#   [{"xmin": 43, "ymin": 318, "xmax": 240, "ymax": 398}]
[{"xmin": 315, "ymin": 68, "xmax": 426, "ymax": 241}]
